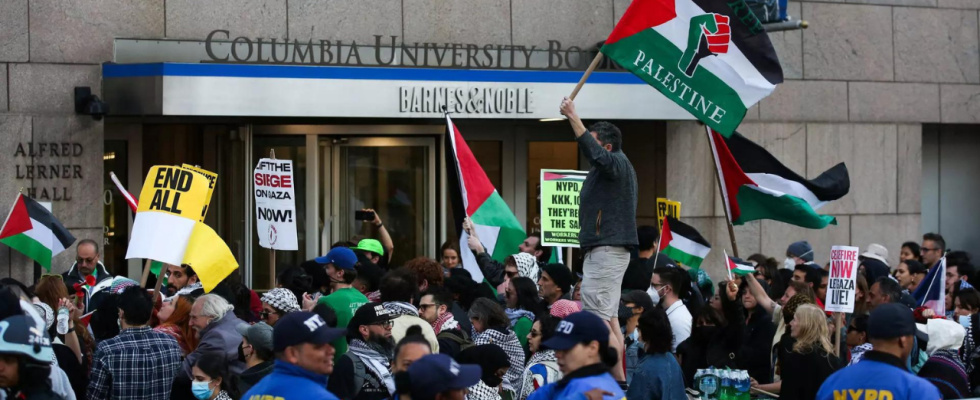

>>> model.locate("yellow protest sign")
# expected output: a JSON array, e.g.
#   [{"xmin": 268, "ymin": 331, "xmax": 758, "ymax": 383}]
[
  {"xmin": 656, "ymin": 198, "xmax": 681, "ymax": 231},
  {"xmin": 127, "ymin": 165, "xmax": 212, "ymax": 265},
  {"xmin": 182, "ymin": 164, "xmax": 218, "ymax": 222},
  {"xmin": 182, "ymin": 222, "xmax": 239, "ymax": 293}
]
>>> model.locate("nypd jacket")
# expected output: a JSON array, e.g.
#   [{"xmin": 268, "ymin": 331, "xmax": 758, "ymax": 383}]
[
  {"xmin": 527, "ymin": 364, "xmax": 625, "ymax": 400},
  {"xmin": 242, "ymin": 360, "xmax": 339, "ymax": 400},
  {"xmin": 816, "ymin": 351, "xmax": 941, "ymax": 400}
]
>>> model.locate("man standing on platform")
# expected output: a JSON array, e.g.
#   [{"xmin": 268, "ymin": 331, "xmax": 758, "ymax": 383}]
[{"xmin": 559, "ymin": 97, "xmax": 638, "ymax": 384}]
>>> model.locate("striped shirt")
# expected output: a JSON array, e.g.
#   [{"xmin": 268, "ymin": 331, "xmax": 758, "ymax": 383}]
[{"xmin": 87, "ymin": 326, "xmax": 183, "ymax": 400}]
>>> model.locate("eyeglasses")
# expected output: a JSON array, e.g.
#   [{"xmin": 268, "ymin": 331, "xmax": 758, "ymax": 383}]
[
  {"xmin": 922, "ymin": 247, "xmax": 940, "ymax": 253},
  {"xmin": 847, "ymin": 325, "xmax": 863, "ymax": 333},
  {"xmin": 76, "ymin": 257, "xmax": 97, "ymax": 264},
  {"xmin": 529, "ymin": 330, "xmax": 541, "ymax": 338},
  {"xmin": 259, "ymin": 311, "xmax": 271, "ymax": 319},
  {"xmin": 505, "ymin": 271, "xmax": 518, "ymax": 278},
  {"xmin": 40, "ymin": 273, "xmax": 63, "ymax": 280},
  {"xmin": 418, "ymin": 303, "xmax": 438, "ymax": 312},
  {"xmin": 370, "ymin": 320, "xmax": 394, "ymax": 328}
]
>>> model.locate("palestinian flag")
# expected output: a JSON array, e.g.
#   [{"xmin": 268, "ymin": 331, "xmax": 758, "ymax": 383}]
[
  {"xmin": 658, "ymin": 216, "xmax": 711, "ymax": 269},
  {"xmin": 445, "ymin": 115, "xmax": 525, "ymax": 282},
  {"xmin": 601, "ymin": 0, "xmax": 783, "ymax": 136},
  {"xmin": 726, "ymin": 251, "xmax": 755, "ymax": 276},
  {"xmin": 0, "ymin": 194, "xmax": 76, "ymax": 271},
  {"xmin": 709, "ymin": 127, "xmax": 850, "ymax": 229}
]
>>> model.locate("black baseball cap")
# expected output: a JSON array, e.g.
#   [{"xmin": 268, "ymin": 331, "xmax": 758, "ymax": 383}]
[
  {"xmin": 273, "ymin": 311, "xmax": 347, "ymax": 352},
  {"xmin": 867, "ymin": 303, "xmax": 918, "ymax": 340},
  {"xmin": 542, "ymin": 311, "xmax": 610, "ymax": 351},
  {"xmin": 347, "ymin": 302, "xmax": 394, "ymax": 336},
  {"xmin": 404, "ymin": 354, "xmax": 482, "ymax": 398}
]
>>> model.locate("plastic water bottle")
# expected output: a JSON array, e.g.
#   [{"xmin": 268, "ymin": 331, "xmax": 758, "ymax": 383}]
[
  {"xmin": 722, "ymin": 370, "xmax": 733, "ymax": 400},
  {"xmin": 700, "ymin": 368, "xmax": 718, "ymax": 400},
  {"xmin": 56, "ymin": 305, "xmax": 69, "ymax": 335},
  {"xmin": 735, "ymin": 371, "xmax": 751, "ymax": 400}
]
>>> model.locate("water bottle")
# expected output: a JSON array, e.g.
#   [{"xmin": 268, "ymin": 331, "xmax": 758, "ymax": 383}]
[
  {"xmin": 56, "ymin": 305, "xmax": 69, "ymax": 335},
  {"xmin": 720, "ymin": 370, "xmax": 732, "ymax": 400},
  {"xmin": 700, "ymin": 368, "xmax": 718, "ymax": 400},
  {"xmin": 735, "ymin": 371, "xmax": 751, "ymax": 400}
]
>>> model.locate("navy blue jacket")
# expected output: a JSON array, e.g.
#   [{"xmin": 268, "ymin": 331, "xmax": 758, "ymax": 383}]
[
  {"xmin": 528, "ymin": 364, "xmax": 625, "ymax": 400},
  {"xmin": 242, "ymin": 360, "xmax": 339, "ymax": 400},
  {"xmin": 817, "ymin": 351, "xmax": 941, "ymax": 400}
]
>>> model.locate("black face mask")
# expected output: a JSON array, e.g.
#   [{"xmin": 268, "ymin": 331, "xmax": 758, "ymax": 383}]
[
  {"xmin": 483, "ymin": 374, "xmax": 504, "ymax": 389},
  {"xmin": 237, "ymin": 342, "xmax": 248, "ymax": 363},
  {"xmin": 694, "ymin": 326, "xmax": 719, "ymax": 342}
]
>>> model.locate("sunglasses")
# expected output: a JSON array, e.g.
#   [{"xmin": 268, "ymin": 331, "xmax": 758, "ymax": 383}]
[
  {"xmin": 40, "ymin": 273, "xmax": 63, "ymax": 280},
  {"xmin": 76, "ymin": 257, "xmax": 97, "ymax": 264}
]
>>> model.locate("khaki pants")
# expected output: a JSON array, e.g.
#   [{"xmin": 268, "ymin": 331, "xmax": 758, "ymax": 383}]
[{"xmin": 581, "ymin": 245, "xmax": 631, "ymax": 320}]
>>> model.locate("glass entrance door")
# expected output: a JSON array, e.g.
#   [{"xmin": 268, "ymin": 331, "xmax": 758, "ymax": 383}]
[{"xmin": 323, "ymin": 137, "xmax": 437, "ymax": 267}]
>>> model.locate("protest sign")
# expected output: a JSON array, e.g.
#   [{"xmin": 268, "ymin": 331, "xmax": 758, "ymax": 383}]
[
  {"xmin": 826, "ymin": 245, "xmax": 859, "ymax": 313},
  {"xmin": 539, "ymin": 169, "xmax": 587, "ymax": 247},
  {"xmin": 254, "ymin": 158, "xmax": 298, "ymax": 250},
  {"xmin": 183, "ymin": 222, "xmax": 239, "ymax": 293},
  {"xmin": 125, "ymin": 166, "xmax": 210, "ymax": 265},
  {"xmin": 656, "ymin": 198, "xmax": 682, "ymax": 231},
  {"xmin": 182, "ymin": 164, "xmax": 218, "ymax": 222}
]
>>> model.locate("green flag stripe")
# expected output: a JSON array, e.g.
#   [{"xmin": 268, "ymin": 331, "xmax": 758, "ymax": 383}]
[
  {"xmin": 601, "ymin": 28, "xmax": 747, "ymax": 136},
  {"xmin": 663, "ymin": 245, "xmax": 706, "ymax": 269},
  {"xmin": 1, "ymin": 233, "xmax": 53, "ymax": 270},
  {"xmin": 734, "ymin": 185, "xmax": 837, "ymax": 229},
  {"xmin": 470, "ymin": 191, "xmax": 526, "ymax": 264}
]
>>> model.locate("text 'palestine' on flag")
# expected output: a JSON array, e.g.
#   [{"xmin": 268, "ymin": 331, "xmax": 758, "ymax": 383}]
[
  {"xmin": 445, "ymin": 115, "xmax": 525, "ymax": 283},
  {"xmin": 708, "ymin": 127, "xmax": 850, "ymax": 229},
  {"xmin": 600, "ymin": 0, "xmax": 783, "ymax": 136},
  {"xmin": 658, "ymin": 216, "xmax": 711, "ymax": 269},
  {"xmin": 0, "ymin": 194, "xmax": 76, "ymax": 271}
]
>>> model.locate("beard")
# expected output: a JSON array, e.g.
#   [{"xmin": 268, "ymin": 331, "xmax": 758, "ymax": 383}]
[{"xmin": 367, "ymin": 331, "xmax": 395, "ymax": 354}]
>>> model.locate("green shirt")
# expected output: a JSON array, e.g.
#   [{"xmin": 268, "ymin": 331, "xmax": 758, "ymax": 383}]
[
  {"xmin": 318, "ymin": 287, "xmax": 368, "ymax": 361},
  {"xmin": 514, "ymin": 316, "xmax": 533, "ymax": 350}
]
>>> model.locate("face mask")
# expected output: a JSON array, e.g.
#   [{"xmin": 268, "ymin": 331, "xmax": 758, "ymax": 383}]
[
  {"xmin": 961, "ymin": 315, "xmax": 972, "ymax": 329},
  {"xmin": 648, "ymin": 285, "xmax": 664, "ymax": 305},
  {"xmin": 483, "ymin": 375, "xmax": 504, "ymax": 389},
  {"xmin": 191, "ymin": 380, "xmax": 214, "ymax": 400},
  {"xmin": 237, "ymin": 343, "xmax": 250, "ymax": 363},
  {"xmin": 694, "ymin": 326, "xmax": 719, "ymax": 342},
  {"xmin": 782, "ymin": 258, "xmax": 796, "ymax": 270}
]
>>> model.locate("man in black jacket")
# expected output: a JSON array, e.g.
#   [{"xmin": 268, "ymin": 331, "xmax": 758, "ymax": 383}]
[
  {"xmin": 62, "ymin": 239, "xmax": 114, "ymax": 313},
  {"xmin": 560, "ymin": 97, "xmax": 638, "ymax": 382}
]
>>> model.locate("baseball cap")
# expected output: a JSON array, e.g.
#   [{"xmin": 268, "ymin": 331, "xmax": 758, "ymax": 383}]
[
  {"xmin": 272, "ymin": 311, "xmax": 346, "ymax": 352},
  {"xmin": 867, "ymin": 303, "xmax": 918, "ymax": 340},
  {"xmin": 860, "ymin": 244, "xmax": 889, "ymax": 265},
  {"xmin": 315, "ymin": 247, "xmax": 358, "ymax": 270},
  {"xmin": 787, "ymin": 241, "xmax": 814, "ymax": 262},
  {"xmin": 237, "ymin": 322, "xmax": 274, "ymax": 353},
  {"xmin": 353, "ymin": 239, "xmax": 385, "ymax": 256},
  {"xmin": 347, "ymin": 302, "xmax": 395, "ymax": 337},
  {"xmin": 405, "ymin": 354, "xmax": 482, "ymax": 398},
  {"xmin": 542, "ymin": 311, "xmax": 610, "ymax": 351}
]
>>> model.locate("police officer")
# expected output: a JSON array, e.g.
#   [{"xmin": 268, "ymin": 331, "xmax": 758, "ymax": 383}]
[
  {"xmin": 241, "ymin": 311, "xmax": 347, "ymax": 400},
  {"xmin": 817, "ymin": 303, "xmax": 941, "ymax": 400}
]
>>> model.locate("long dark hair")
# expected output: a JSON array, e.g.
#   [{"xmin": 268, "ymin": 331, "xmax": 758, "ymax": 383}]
[
  {"xmin": 510, "ymin": 277, "xmax": 544, "ymax": 315},
  {"xmin": 194, "ymin": 352, "xmax": 240, "ymax": 399}
]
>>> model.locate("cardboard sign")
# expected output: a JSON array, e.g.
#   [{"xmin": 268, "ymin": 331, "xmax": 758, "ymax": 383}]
[
  {"xmin": 126, "ymin": 165, "xmax": 211, "ymax": 265},
  {"xmin": 826, "ymin": 245, "xmax": 859, "ymax": 313},
  {"xmin": 539, "ymin": 169, "xmax": 587, "ymax": 247},
  {"xmin": 656, "ymin": 198, "xmax": 681, "ymax": 231},
  {"xmin": 182, "ymin": 164, "xmax": 218, "ymax": 222},
  {"xmin": 254, "ymin": 158, "xmax": 298, "ymax": 250}
]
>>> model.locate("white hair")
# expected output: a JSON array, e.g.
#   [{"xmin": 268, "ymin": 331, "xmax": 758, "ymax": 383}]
[{"xmin": 195, "ymin": 294, "xmax": 234, "ymax": 322}]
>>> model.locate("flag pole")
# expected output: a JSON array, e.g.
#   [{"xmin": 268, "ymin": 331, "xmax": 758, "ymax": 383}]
[
  {"xmin": 705, "ymin": 125, "xmax": 740, "ymax": 258},
  {"xmin": 652, "ymin": 236, "xmax": 662, "ymax": 268},
  {"xmin": 153, "ymin": 263, "xmax": 166, "ymax": 303},
  {"xmin": 569, "ymin": 53, "xmax": 604, "ymax": 101},
  {"xmin": 833, "ymin": 312, "xmax": 843, "ymax": 357},
  {"xmin": 139, "ymin": 259, "xmax": 152, "ymax": 287}
]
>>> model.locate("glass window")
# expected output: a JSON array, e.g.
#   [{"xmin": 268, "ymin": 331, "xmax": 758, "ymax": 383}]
[
  {"xmin": 252, "ymin": 136, "xmax": 307, "ymax": 290},
  {"xmin": 526, "ymin": 142, "xmax": 579, "ymax": 234},
  {"xmin": 102, "ymin": 141, "xmax": 129, "ymax": 276}
]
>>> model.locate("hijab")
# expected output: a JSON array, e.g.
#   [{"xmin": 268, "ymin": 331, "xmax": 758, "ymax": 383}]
[{"xmin": 457, "ymin": 344, "xmax": 511, "ymax": 388}]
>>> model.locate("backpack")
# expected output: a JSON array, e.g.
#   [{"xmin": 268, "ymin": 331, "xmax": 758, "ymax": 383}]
[
  {"xmin": 343, "ymin": 352, "xmax": 382, "ymax": 397},
  {"xmin": 438, "ymin": 329, "xmax": 474, "ymax": 353}
]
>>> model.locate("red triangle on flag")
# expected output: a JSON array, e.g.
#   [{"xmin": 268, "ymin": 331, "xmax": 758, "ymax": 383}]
[
  {"xmin": 658, "ymin": 216, "xmax": 674, "ymax": 253},
  {"xmin": 0, "ymin": 195, "xmax": 32, "ymax": 239},
  {"xmin": 606, "ymin": 0, "xmax": 678, "ymax": 45},
  {"xmin": 449, "ymin": 122, "xmax": 497, "ymax": 216}
]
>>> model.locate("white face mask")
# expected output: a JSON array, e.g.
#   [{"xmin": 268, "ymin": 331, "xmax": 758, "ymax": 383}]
[
  {"xmin": 961, "ymin": 315, "xmax": 972, "ymax": 329},
  {"xmin": 648, "ymin": 285, "xmax": 664, "ymax": 305},
  {"xmin": 782, "ymin": 258, "xmax": 797, "ymax": 270}
]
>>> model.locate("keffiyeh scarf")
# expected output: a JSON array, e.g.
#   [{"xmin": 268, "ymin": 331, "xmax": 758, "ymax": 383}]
[
  {"xmin": 513, "ymin": 253, "xmax": 539, "ymax": 287},
  {"xmin": 383, "ymin": 301, "xmax": 418, "ymax": 317},
  {"xmin": 505, "ymin": 308, "xmax": 536, "ymax": 328},
  {"xmin": 262, "ymin": 288, "xmax": 300, "ymax": 313},
  {"xmin": 432, "ymin": 311, "xmax": 459, "ymax": 335},
  {"xmin": 849, "ymin": 343, "xmax": 873, "ymax": 365},
  {"xmin": 473, "ymin": 328, "xmax": 526, "ymax": 393},
  {"xmin": 348, "ymin": 339, "xmax": 396, "ymax": 395}
]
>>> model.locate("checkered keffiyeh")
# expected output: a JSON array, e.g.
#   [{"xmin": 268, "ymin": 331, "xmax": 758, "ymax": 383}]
[
  {"xmin": 261, "ymin": 288, "xmax": 300, "ymax": 313},
  {"xmin": 87, "ymin": 327, "xmax": 183, "ymax": 400},
  {"xmin": 549, "ymin": 300, "xmax": 581, "ymax": 319},
  {"xmin": 473, "ymin": 328, "xmax": 525, "ymax": 393},
  {"xmin": 111, "ymin": 277, "xmax": 140, "ymax": 295}
]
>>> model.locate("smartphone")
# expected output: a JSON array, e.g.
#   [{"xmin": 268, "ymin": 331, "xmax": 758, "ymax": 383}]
[{"xmin": 355, "ymin": 210, "xmax": 375, "ymax": 221}]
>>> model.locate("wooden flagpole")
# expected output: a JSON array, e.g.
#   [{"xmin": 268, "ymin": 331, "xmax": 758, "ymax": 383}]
[
  {"xmin": 153, "ymin": 263, "xmax": 166, "ymax": 303},
  {"xmin": 139, "ymin": 259, "xmax": 153, "ymax": 287},
  {"xmin": 705, "ymin": 125, "xmax": 740, "ymax": 258},
  {"xmin": 269, "ymin": 149, "xmax": 277, "ymax": 289},
  {"xmin": 569, "ymin": 53, "xmax": 604, "ymax": 100},
  {"xmin": 834, "ymin": 312, "xmax": 843, "ymax": 357}
]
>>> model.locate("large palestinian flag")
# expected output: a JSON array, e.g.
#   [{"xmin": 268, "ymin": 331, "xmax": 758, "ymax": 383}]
[
  {"xmin": 601, "ymin": 0, "xmax": 783, "ymax": 136},
  {"xmin": 708, "ymin": 127, "xmax": 850, "ymax": 229},
  {"xmin": 0, "ymin": 194, "xmax": 76, "ymax": 271},
  {"xmin": 445, "ymin": 115, "xmax": 525, "ymax": 282},
  {"xmin": 658, "ymin": 216, "xmax": 711, "ymax": 268}
]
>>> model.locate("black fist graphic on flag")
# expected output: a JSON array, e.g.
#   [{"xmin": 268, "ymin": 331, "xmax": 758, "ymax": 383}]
[{"xmin": 679, "ymin": 13, "xmax": 731, "ymax": 77}]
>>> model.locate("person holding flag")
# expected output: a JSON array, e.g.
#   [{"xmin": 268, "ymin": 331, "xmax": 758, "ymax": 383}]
[{"xmin": 559, "ymin": 98, "xmax": 637, "ymax": 384}]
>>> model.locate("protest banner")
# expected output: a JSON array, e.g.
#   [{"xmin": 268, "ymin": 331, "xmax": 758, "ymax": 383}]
[
  {"xmin": 182, "ymin": 164, "xmax": 218, "ymax": 222},
  {"xmin": 826, "ymin": 245, "xmax": 859, "ymax": 313},
  {"xmin": 656, "ymin": 198, "xmax": 682, "ymax": 231},
  {"xmin": 539, "ymin": 169, "xmax": 587, "ymax": 247},
  {"xmin": 254, "ymin": 158, "xmax": 298, "ymax": 251},
  {"xmin": 125, "ymin": 165, "xmax": 210, "ymax": 265},
  {"xmin": 183, "ymin": 222, "xmax": 239, "ymax": 293}
]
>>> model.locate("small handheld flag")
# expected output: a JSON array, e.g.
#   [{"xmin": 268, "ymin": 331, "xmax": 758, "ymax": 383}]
[
  {"xmin": 658, "ymin": 216, "xmax": 711, "ymax": 269},
  {"xmin": 913, "ymin": 257, "xmax": 946, "ymax": 315},
  {"xmin": 0, "ymin": 194, "xmax": 76, "ymax": 271},
  {"xmin": 726, "ymin": 250, "xmax": 755, "ymax": 278}
]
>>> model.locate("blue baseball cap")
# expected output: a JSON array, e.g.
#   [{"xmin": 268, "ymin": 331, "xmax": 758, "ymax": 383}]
[
  {"xmin": 542, "ymin": 311, "xmax": 610, "ymax": 351},
  {"xmin": 405, "ymin": 354, "xmax": 482, "ymax": 398},
  {"xmin": 315, "ymin": 247, "xmax": 358, "ymax": 270},
  {"xmin": 273, "ymin": 311, "xmax": 346, "ymax": 352}
]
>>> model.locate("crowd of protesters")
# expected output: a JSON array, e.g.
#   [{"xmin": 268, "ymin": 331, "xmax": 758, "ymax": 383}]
[{"xmin": 1, "ymin": 108, "xmax": 976, "ymax": 400}]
